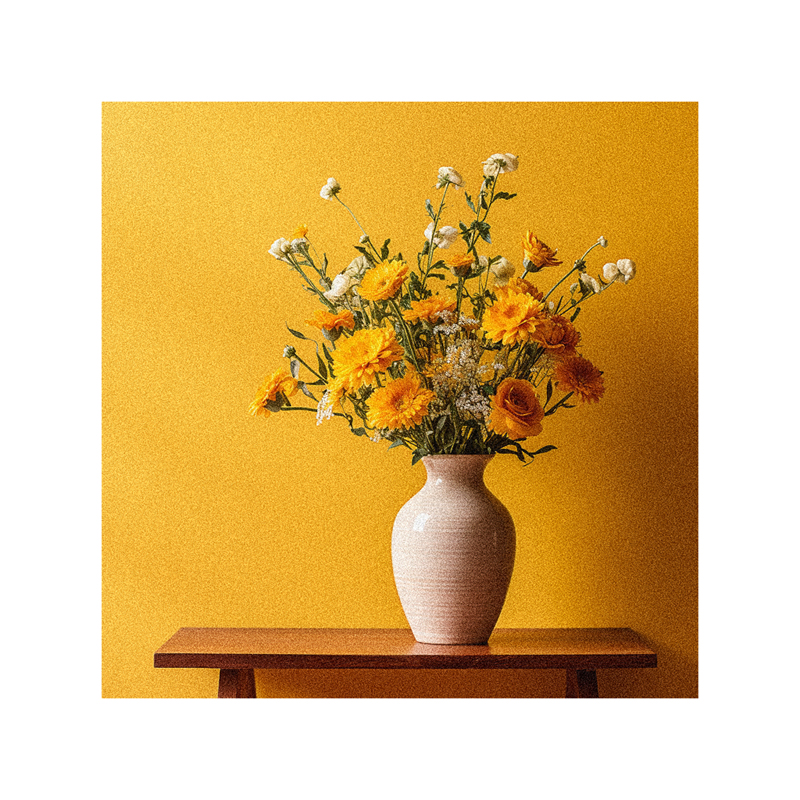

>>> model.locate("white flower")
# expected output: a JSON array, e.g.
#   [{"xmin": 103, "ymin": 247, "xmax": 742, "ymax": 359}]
[
  {"xmin": 319, "ymin": 177, "xmax": 341, "ymax": 200},
  {"xmin": 290, "ymin": 237, "xmax": 308, "ymax": 252},
  {"xmin": 482, "ymin": 153, "xmax": 518, "ymax": 178},
  {"xmin": 490, "ymin": 256, "xmax": 516, "ymax": 286},
  {"xmin": 344, "ymin": 254, "xmax": 370, "ymax": 279},
  {"xmin": 598, "ymin": 236, "xmax": 608, "ymax": 247},
  {"xmin": 602, "ymin": 258, "xmax": 637, "ymax": 285},
  {"xmin": 579, "ymin": 272, "xmax": 602, "ymax": 294},
  {"xmin": 323, "ymin": 272, "xmax": 353, "ymax": 301},
  {"xmin": 269, "ymin": 237, "xmax": 292, "ymax": 261},
  {"xmin": 424, "ymin": 222, "xmax": 459, "ymax": 249},
  {"xmin": 436, "ymin": 166, "xmax": 464, "ymax": 189}
]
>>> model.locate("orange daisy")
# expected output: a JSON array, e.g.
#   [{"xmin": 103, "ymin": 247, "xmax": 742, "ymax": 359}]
[
  {"xmin": 553, "ymin": 355, "xmax": 605, "ymax": 403},
  {"xmin": 248, "ymin": 369, "xmax": 299, "ymax": 418},
  {"xmin": 482, "ymin": 291, "xmax": 545, "ymax": 346},
  {"xmin": 522, "ymin": 232, "xmax": 562, "ymax": 272},
  {"xmin": 531, "ymin": 315, "xmax": 580, "ymax": 358},
  {"xmin": 359, "ymin": 259, "xmax": 409, "ymax": 301},
  {"xmin": 366, "ymin": 371, "xmax": 435, "ymax": 431},
  {"xmin": 445, "ymin": 252, "xmax": 474, "ymax": 277},
  {"xmin": 306, "ymin": 309, "xmax": 356, "ymax": 333},
  {"xmin": 402, "ymin": 296, "xmax": 457, "ymax": 324},
  {"xmin": 331, "ymin": 327, "xmax": 405, "ymax": 391},
  {"xmin": 495, "ymin": 277, "xmax": 545, "ymax": 301}
]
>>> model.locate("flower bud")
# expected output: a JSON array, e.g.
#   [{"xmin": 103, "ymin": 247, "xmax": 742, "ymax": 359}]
[
  {"xmin": 490, "ymin": 256, "xmax": 516, "ymax": 286},
  {"xmin": 283, "ymin": 345, "xmax": 296, "ymax": 358},
  {"xmin": 482, "ymin": 153, "xmax": 518, "ymax": 178},
  {"xmin": 269, "ymin": 238, "xmax": 292, "ymax": 261},
  {"xmin": 436, "ymin": 166, "xmax": 464, "ymax": 189},
  {"xmin": 598, "ymin": 236, "xmax": 608, "ymax": 247},
  {"xmin": 319, "ymin": 177, "xmax": 341, "ymax": 200},
  {"xmin": 579, "ymin": 272, "xmax": 602, "ymax": 294},
  {"xmin": 359, "ymin": 234, "xmax": 370, "ymax": 244}
]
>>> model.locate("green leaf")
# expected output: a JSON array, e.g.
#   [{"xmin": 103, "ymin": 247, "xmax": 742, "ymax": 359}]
[
  {"xmin": 532, "ymin": 445, "xmax": 557, "ymax": 455},
  {"xmin": 286, "ymin": 325, "xmax": 309, "ymax": 340},
  {"xmin": 354, "ymin": 245, "xmax": 375, "ymax": 264},
  {"xmin": 381, "ymin": 238, "xmax": 391, "ymax": 260},
  {"xmin": 425, "ymin": 199, "xmax": 436, "ymax": 220},
  {"xmin": 298, "ymin": 382, "xmax": 317, "ymax": 401},
  {"xmin": 352, "ymin": 427, "xmax": 367, "ymax": 437},
  {"xmin": 289, "ymin": 359, "xmax": 300, "ymax": 379},
  {"xmin": 316, "ymin": 353, "xmax": 328, "ymax": 380},
  {"xmin": 411, "ymin": 451, "xmax": 423, "ymax": 466},
  {"xmin": 493, "ymin": 191, "xmax": 517, "ymax": 201},
  {"xmin": 321, "ymin": 342, "xmax": 333, "ymax": 364},
  {"xmin": 465, "ymin": 193, "xmax": 476, "ymax": 214},
  {"xmin": 570, "ymin": 307, "xmax": 581, "ymax": 323},
  {"xmin": 546, "ymin": 379, "xmax": 553, "ymax": 406},
  {"xmin": 387, "ymin": 439, "xmax": 404, "ymax": 451}
]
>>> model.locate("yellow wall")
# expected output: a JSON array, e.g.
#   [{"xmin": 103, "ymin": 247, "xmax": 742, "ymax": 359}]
[{"xmin": 102, "ymin": 102, "xmax": 697, "ymax": 698}]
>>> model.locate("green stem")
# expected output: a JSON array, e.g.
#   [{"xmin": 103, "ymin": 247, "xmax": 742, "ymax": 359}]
[
  {"xmin": 421, "ymin": 182, "xmax": 450, "ymax": 293},
  {"xmin": 294, "ymin": 355, "xmax": 325, "ymax": 382},
  {"xmin": 334, "ymin": 196, "xmax": 381, "ymax": 258},
  {"xmin": 389, "ymin": 297, "xmax": 422, "ymax": 374},
  {"xmin": 542, "ymin": 241, "xmax": 604, "ymax": 304}
]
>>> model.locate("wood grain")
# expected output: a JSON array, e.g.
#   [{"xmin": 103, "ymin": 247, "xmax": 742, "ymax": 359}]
[{"xmin": 155, "ymin": 627, "xmax": 657, "ymax": 671}]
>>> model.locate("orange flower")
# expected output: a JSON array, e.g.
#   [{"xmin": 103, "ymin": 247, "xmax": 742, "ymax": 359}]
[
  {"xmin": 248, "ymin": 369, "xmax": 299, "ymax": 418},
  {"xmin": 531, "ymin": 315, "xmax": 580, "ymax": 358},
  {"xmin": 495, "ymin": 277, "xmax": 545, "ymax": 301},
  {"xmin": 522, "ymin": 232, "xmax": 562, "ymax": 272},
  {"xmin": 291, "ymin": 223, "xmax": 309, "ymax": 240},
  {"xmin": 445, "ymin": 252, "xmax": 474, "ymax": 277},
  {"xmin": 306, "ymin": 309, "xmax": 356, "ymax": 333},
  {"xmin": 488, "ymin": 378, "xmax": 544, "ymax": 439},
  {"xmin": 359, "ymin": 259, "xmax": 409, "ymax": 301},
  {"xmin": 553, "ymin": 355, "xmax": 605, "ymax": 403},
  {"xmin": 331, "ymin": 327, "xmax": 405, "ymax": 391},
  {"xmin": 402, "ymin": 296, "xmax": 457, "ymax": 324},
  {"xmin": 366, "ymin": 371, "xmax": 435, "ymax": 431},
  {"xmin": 482, "ymin": 291, "xmax": 544, "ymax": 346}
]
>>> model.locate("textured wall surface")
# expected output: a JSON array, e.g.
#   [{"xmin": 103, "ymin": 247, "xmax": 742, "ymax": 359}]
[{"xmin": 102, "ymin": 102, "xmax": 697, "ymax": 698}]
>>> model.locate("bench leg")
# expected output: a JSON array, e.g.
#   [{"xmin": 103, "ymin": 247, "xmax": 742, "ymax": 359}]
[
  {"xmin": 218, "ymin": 668, "xmax": 257, "ymax": 698},
  {"xmin": 565, "ymin": 669, "xmax": 599, "ymax": 698}
]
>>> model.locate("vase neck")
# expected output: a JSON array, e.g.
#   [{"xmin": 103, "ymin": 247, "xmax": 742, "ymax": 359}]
[{"xmin": 421, "ymin": 455, "xmax": 494, "ymax": 488}]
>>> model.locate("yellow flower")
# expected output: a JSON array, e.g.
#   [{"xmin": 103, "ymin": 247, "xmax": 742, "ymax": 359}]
[
  {"xmin": 531, "ymin": 314, "xmax": 581, "ymax": 358},
  {"xmin": 495, "ymin": 277, "xmax": 544, "ymax": 301},
  {"xmin": 367, "ymin": 371, "xmax": 435, "ymax": 431},
  {"xmin": 248, "ymin": 369, "xmax": 299, "ymax": 418},
  {"xmin": 445, "ymin": 252, "xmax": 474, "ymax": 278},
  {"xmin": 482, "ymin": 291, "xmax": 544, "ymax": 346},
  {"xmin": 402, "ymin": 296, "xmax": 457, "ymax": 324},
  {"xmin": 488, "ymin": 378, "xmax": 544, "ymax": 439},
  {"xmin": 331, "ymin": 327, "xmax": 405, "ymax": 391},
  {"xmin": 522, "ymin": 232, "xmax": 562, "ymax": 272},
  {"xmin": 553, "ymin": 355, "xmax": 605, "ymax": 403},
  {"xmin": 306, "ymin": 309, "xmax": 356, "ymax": 333},
  {"xmin": 291, "ymin": 223, "xmax": 309, "ymax": 240},
  {"xmin": 359, "ymin": 259, "xmax": 409, "ymax": 301}
]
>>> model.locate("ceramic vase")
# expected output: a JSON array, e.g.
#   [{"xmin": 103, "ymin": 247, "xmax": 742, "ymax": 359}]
[{"xmin": 391, "ymin": 454, "xmax": 516, "ymax": 645}]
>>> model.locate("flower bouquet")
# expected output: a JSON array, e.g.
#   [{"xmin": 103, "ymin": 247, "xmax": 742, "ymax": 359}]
[{"xmin": 250, "ymin": 153, "xmax": 636, "ymax": 466}]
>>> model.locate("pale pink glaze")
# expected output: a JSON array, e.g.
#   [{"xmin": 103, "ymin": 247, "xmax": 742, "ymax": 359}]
[{"xmin": 392, "ymin": 454, "xmax": 516, "ymax": 644}]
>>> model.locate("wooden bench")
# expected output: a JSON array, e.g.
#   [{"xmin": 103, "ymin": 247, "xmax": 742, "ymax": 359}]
[{"xmin": 154, "ymin": 627, "xmax": 656, "ymax": 698}]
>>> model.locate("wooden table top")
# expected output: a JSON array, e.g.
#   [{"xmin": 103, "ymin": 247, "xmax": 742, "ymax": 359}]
[{"xmin": 154, "ymin": 627, "xmax": 657, "ymax": 670}]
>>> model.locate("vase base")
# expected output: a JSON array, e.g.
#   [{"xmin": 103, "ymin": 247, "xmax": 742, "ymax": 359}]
[{"xmin": 412, "ymin": 636, "xmax": 490, "ymax": 646}]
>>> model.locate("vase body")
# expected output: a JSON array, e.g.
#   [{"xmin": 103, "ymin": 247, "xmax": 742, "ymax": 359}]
[{"xmin": 391, "ymin": 454, "xmax": 516, "ymax": 645}]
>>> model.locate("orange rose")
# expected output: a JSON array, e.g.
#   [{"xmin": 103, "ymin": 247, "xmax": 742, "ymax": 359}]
[{"xmin": 488, "ymin": 378, "xmax": 544, "ymax": 439}]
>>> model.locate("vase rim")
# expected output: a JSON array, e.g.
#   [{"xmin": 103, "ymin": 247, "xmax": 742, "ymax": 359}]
[{"xmin": 421, "ymin": 453, "xmax": 495, "ymax": 461}]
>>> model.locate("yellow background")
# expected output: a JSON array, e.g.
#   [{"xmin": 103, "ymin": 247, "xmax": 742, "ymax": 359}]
[{"xmin": 102, "ymin": 102, "xmax": 697, "ymax": 698}]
